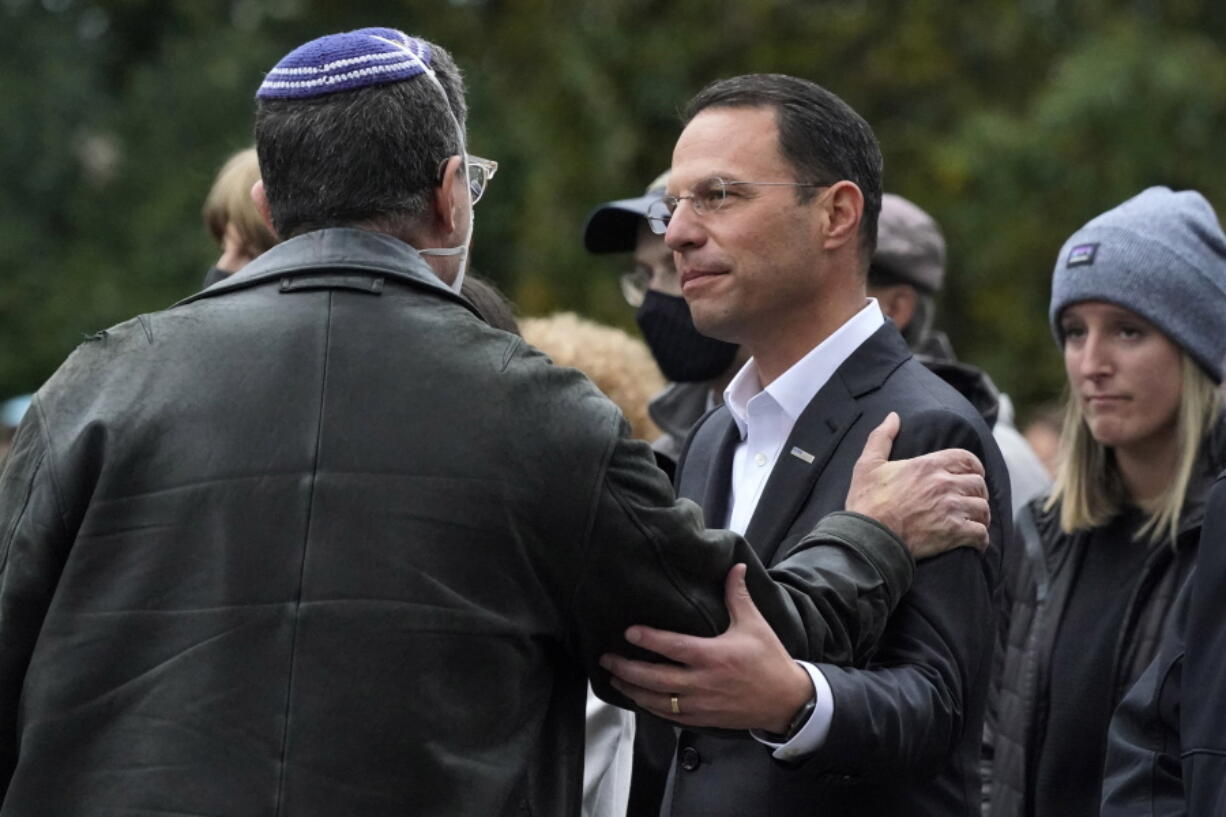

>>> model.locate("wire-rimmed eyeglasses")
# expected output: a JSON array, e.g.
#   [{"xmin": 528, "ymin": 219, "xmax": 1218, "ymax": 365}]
[{"xmin": 645, "ymin": 177, "xmax": 829, "ymax": 234}]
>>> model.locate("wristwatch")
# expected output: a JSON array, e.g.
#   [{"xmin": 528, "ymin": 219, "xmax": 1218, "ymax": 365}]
[{"xmin": 764, "ymin": 692, "xmax": 817, "ymax": 743}]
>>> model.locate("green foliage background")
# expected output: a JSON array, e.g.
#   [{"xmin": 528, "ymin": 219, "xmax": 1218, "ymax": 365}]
[{"xmin": 3, "ymin": 0, "xmax": 1225, "ymax": 422}]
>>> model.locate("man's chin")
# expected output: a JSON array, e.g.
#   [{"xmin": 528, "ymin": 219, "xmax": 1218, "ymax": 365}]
[{"xmin": 690, "ymin": 315, "xmax": 739, "ymax": 346}]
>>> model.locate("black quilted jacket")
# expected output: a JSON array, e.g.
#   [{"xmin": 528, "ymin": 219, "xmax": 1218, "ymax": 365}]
[{"xmin": 984, "ymin": 445, "xmax": 1223, "ymax": 817}]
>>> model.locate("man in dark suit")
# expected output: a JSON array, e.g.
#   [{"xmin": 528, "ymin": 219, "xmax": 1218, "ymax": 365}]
[{"xmin": 603, "ymin": 74, "xmax": 1009, "ymax": 816}]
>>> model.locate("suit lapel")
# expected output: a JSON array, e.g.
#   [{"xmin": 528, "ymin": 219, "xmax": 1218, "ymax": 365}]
[
  {"xmin": 743, "ymin": 376, "xmax": 860, "ymax": 562},
  {"xmin": 743, "ymin": 324, "xmax": 913, "ymax": 564},
  {"xmin": 675, "ymin": 408, "xmax": 740, "ymax": 529}
]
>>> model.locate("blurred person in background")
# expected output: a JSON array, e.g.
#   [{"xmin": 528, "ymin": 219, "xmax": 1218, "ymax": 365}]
[
  {"xmin": 985, "ymin": 187, "xmax": 1226, "ymax": 817},
  {"xmin": 1021, "ymin": 402, "xmax": 1064, "ymax": 479},
  {"xmin": 201, "ymin": 146, "xmax": 277, "ymax": 288},
  {"xmin": 584, "ymin": 171, "xmax": 745, "ymax": 474},
  {"xmin": 0, "ymin": 395, "xmax": 31, "ymax": 468},
  {"xmin": 460, "ymin": 274, "xmax": 519, "ymax": 334},
  {"xmin": 868, "ymin": 193, "xmax": 1050, "ymax": 517},
  {"xmin": 521, "ymin": 312, "xmax": 664, "ymax": 442},
  {"xmin": 519, "ymin": 310, "xmax": 665, "ymax": 817}
]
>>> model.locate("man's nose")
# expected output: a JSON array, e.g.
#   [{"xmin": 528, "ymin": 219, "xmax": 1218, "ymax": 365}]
[{"xmin": 664, "ymin": 200, "xmax": 705, "ymax": 252}]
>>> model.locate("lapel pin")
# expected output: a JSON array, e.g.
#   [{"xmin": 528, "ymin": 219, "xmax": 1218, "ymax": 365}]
[{"xmin": 790, "ymin": 446, "xmax": 815, "ymax": 464}]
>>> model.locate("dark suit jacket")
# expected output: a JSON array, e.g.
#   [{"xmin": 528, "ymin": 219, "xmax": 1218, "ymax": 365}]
[{"xmin": 662, "ymin": 324, "xmax": 1010, "ymax": 817}]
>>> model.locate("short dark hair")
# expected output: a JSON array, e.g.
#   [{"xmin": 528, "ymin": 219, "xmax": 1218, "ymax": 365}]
[
  {"xmin": 254, "ymin": 42, "xmax": 467, "ymax": 238},
  {"xmin": 683, "ymin": 74, "xmax": 883, "ymax": 255}
]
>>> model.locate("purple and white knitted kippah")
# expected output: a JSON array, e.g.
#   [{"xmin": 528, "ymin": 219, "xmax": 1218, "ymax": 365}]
[{"xmin": 257, "ymin": 27, "xmax": 433, "ymax": 100}]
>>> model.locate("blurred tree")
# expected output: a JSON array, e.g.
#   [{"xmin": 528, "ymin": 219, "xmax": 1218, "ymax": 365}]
[
  {"xmin": 934, "ymin": 17, "xmax": 1226, "ymax": 411},
  {"xmin": 1, "ymin": 0, "xmax": 1224, "ymax": 423}
]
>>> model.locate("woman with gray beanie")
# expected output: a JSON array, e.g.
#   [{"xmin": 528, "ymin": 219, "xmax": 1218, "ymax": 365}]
[{"xmin": 984, "ymin": 186, "xmax": 1226, "ymax": 817}]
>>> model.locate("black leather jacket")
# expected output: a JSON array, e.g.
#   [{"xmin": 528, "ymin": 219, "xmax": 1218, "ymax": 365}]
[{"xmin": 0, "ymin": 228, "xmax": 916, "ymax": 816}]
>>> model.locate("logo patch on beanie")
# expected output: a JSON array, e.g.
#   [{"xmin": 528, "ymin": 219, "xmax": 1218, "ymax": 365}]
[{"xmin": 1067, "ymin": 243, "xmax": 1099, "ymax": 267}]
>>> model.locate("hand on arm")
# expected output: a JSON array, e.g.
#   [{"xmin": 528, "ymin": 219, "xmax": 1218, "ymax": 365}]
[
  {"xmin": 845, "ymin": 412, "xmax": 990, "ymax": 558},
  {"xmin": 599, "ymin": 564, "xmax": 813, "ymax": 734}
]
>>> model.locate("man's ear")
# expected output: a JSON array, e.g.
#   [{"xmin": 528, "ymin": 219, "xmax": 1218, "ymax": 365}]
[
  {"xmin": 250, "ymin": 180, "xmax": 279, "ymax": 239},
  {"xmin": 820, "ymin": 180, "xmax": 864, "ymax": 250},
  {"xmin": 431, "ymin": 155, "xmax": 465, "ymax": 238}
]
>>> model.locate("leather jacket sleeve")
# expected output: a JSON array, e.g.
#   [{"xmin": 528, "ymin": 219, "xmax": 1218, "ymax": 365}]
[
  {"xmin": 573, "ymin": 430, "xmax": 916, "ymax": 708},
  {"xmin": 0, "ymin": 400, "xmax": 74, "ymax": 793}
]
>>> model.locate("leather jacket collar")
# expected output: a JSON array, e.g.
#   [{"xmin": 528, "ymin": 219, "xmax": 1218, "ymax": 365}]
[{"xmin": 178, "ymin": 228, "xmax": 472, "ymax": 312}]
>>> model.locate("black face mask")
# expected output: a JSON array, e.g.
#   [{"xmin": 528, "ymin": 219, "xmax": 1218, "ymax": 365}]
[
  {"xmin": 635, "ymin": 290, "xmax": 740, "ymax": 383},
  {"xmin": 202, "ymin": 266, "xmax": 231, "ymax": 289}
]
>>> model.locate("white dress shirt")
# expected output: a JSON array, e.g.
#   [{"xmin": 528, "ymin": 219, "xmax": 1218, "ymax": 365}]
[
  {"xmin": 721, "ymin": 299, "xmax": 885, "ymax": 761},
  {"xmin": 582, "ymin": 684, "xmax": 635, "ymax": 817}
]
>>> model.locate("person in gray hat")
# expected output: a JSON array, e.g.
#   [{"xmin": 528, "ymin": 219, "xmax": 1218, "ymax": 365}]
[
  {"xmin": 584, "ymin": 171, "xmax": 744, "ymax": 472},
  {"xmin": 986, "ymin": 186, "xmax": 1226, "ymax": 817},
  {"xmin": 868, "ymin": 192, "xmax": 1051, "ymax": 517}
]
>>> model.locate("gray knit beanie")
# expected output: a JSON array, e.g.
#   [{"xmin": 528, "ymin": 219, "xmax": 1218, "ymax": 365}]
[{"xmin": 1049, "ymin": 186, "xmax": 1226, "ymax": 383}]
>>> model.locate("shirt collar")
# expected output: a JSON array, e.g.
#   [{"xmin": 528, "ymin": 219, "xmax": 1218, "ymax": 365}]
[{"xmin": 724, "ymin": 299, "xmax": 885, "ymax": 438}]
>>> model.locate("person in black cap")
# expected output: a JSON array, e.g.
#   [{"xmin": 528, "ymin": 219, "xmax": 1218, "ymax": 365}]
[{"xmin": 585, "ymin": 171, "xmax": 744, "ymax": 472}]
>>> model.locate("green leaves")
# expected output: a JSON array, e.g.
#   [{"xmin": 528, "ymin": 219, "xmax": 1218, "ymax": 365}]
[{"xmin": 4, "ymin": 0, "xmax": 1225, "ymax": 426}]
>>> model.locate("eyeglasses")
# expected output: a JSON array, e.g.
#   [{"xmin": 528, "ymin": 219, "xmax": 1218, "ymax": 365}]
[
  {"xmin": 645, "ymin": 177, "xmax": 829, "ymax": 234},
  {"xmin": 437, "ymin": 155, "xmax": 499, "ymax": 204},
  {"xmin": 466, "ymin": 155, "xmax": 498, "ymax": 204},
  {"xmin": 619, "ymin": 268, "xmax": 651, "ymax": 307},
  {"xmin": 619, "ymin": 269, "xmax": 649, "ymax": 307}
]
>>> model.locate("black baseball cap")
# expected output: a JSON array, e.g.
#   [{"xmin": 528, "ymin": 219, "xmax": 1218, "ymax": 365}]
[{"xmin": 582, "ymin": 171, "xmax": 670, "ymax": 254}]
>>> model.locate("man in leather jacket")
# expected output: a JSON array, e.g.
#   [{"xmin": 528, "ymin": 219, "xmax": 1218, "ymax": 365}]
[{"xmin": 0, "ymin": 29, "xmax": 992, "ymax": 817}]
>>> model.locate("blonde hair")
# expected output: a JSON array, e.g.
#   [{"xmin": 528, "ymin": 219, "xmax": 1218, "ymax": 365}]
[
  {"xmin": 202, "ymin": 148, "xmax": 276, "ymax": 257},
  {"xmin": 520, "ymin": 312, "xmax": 664, "ymax": 442},
  {"xmin": 1047, "ymin": 353, "xmax": 1221, "ymax": 546}
]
